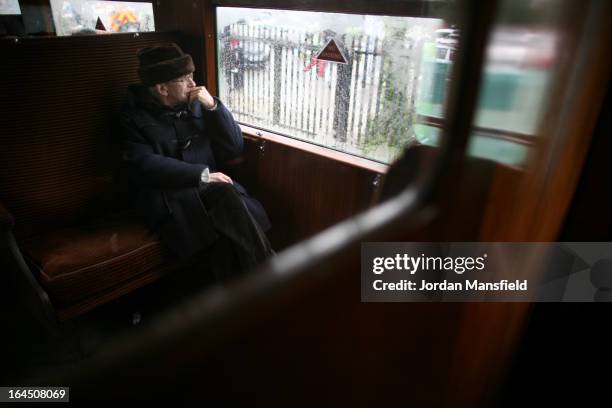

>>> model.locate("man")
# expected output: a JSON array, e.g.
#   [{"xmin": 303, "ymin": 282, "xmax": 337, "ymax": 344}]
[{"xmin": 117, "ymin": 42, "xmax": 273, "ymax": 279}]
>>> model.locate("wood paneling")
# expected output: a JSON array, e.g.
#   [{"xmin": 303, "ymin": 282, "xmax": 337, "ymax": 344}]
[
  {"xmin": 0, "ymin": 32, "xmax": 183, "ymax": 238},
  {"xmin": 560, "ymin": 85, "xmax": 612, "ymax": 240},
  {"xmin": 18, "ymin": 0, "xmax": 55, "ymax": 35},
  {"xmin": 234, "ymin": 134, "xmax": 384, "ymax": 250},
  {"xmin": 202, "ymin": 0, "xmax": 218, "ymax": 96},
  {"xmin": 153, "ymin": 0, "xmax": 208, "ymax": 86}
]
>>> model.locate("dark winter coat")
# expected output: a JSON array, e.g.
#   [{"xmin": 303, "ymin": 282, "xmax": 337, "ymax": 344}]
[{"xmin": 117, "ymin": 85, "xmax": 270, "ymax": 258}]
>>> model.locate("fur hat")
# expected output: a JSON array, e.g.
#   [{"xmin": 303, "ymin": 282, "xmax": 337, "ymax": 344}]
[{"xmin": 137, "ymin": 43, "xmax": 195, "ymax": 86}]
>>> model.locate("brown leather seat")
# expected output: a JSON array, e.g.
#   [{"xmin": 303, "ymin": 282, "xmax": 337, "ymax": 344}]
[{"xmin": 21, "ymin": 213, "xmax": 170, "ymax": 307}]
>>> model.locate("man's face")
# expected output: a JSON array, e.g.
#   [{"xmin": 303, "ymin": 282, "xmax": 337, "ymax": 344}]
[{"xmin": 161, "ymin": 72, "xmax": 196, "ymax": 106}]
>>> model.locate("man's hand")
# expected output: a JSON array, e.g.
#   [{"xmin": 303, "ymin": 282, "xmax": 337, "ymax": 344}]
[
  {"xmin": 209, "ymin": 172, "xmax": 233, "ymax": 184},
  {"xmin": 188, "ymin": 86, "xmax": 216, "ymax": 110}
]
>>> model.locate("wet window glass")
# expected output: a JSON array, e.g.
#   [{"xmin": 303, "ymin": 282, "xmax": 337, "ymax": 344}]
[
  {"xmin": 49, "ymin": 0, "xmax": 154, "ymax": 36},
  {"xmin": 0, "ymin": 0, "xmax": 21, "ymax": 15},
  {"xmin": 465, "ymin": 0, "xmax": 563, "ymax": 167},
  {"xmin": 216, "ymin": 7, "xmax": 456, "ymax": 164},
  {"xmin": 416, "ymin": 0, "xmax": 564, "ymax": 167}
]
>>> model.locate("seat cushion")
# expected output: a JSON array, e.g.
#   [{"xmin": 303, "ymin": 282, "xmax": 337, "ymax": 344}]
[{"xmin": 21, "ymin": 213, "xmax": 170, "ymax": 306}]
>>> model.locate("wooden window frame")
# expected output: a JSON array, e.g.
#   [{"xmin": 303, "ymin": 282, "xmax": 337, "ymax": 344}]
[{"xmin": 240, "ymin": 124, "xmax": 389, "ymax": 174}]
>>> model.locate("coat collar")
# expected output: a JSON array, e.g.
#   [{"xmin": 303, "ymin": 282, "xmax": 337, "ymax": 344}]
[{"xmin": 126, "ymin": 84, "xmax": 203, "ymax": 119}]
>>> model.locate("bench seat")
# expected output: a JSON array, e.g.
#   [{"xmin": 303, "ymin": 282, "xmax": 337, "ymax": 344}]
[{"xmin": 21, "ymin": 213, "xmax": 170, "ymax": 316}]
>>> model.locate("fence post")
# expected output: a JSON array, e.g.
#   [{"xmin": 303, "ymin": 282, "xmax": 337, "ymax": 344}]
[
  {"xmin": 333, "ymin": 34, "xmax": 352, "ymax": 142},
  {"xmin": 273, "ymin": 27, "xmax": 282, "ymax": 126}
]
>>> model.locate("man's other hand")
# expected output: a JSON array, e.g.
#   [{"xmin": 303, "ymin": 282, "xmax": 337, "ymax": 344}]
[
  {"xmin": 189, "ymin": 86, "xmax": 216, "ymax": 109},
  {"xmin": 209, "ymin": 172, "xmax": 233, "ymax": 184}
]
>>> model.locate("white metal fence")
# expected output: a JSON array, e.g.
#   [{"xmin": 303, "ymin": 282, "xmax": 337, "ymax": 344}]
[{"xmin": 218, "ymin": 23, "xmax": 420, "ymax": 160}]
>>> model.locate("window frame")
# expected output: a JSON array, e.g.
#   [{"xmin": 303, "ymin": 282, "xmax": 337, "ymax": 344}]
[
  {"xmin": 47, "ymin": 0, "xmax": 157, "ymax": 36},
  {"xmin": 204, "ymin": 1, "xmax": 473, "ymax": 168}
]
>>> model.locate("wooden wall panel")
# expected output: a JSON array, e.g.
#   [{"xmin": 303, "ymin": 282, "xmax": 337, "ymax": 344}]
[
  {"xmin": 153, "ymin": 0, "xmax": 209, "ymax": 87},
  {"xmin": 0, "ymin": 32, "xmax": 182, "ymax": 239},
  {"xmin": 234, "ymin": 137, "xmax": 383, "ymax": 250},
  {"xmin": 560, "ymin": 85, "xmax": 612, "ymax": 240}
]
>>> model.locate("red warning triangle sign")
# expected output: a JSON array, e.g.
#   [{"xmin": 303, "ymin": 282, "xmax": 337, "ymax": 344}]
[
  {"xmin": 95, "ymin": 17, "xmax": 106, "ymax": 31},
  {"xmin": 315, "ymin": 38, "xmax": 348, "ymax": 64}
]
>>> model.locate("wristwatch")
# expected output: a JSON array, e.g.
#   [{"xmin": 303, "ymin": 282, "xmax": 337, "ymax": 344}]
[{"xmin": 200, "ymin": 167, "xmax": 210, "ymax": 185}]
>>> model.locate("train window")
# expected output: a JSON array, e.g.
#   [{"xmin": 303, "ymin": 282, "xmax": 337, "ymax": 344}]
[
  {"xmin": 466, "ymin": 0, "xmax": 563, "ymax": 167},
  {"xmin": 418, "ymin": 0, "xmax": 565, "ymax": 167},
  {"xmin": 0, "ymin": 0, "xmax": 21, "ymax": 14},
  {"xmin": 49, "ymin": 0, "xmax": 155, "ymax": 36},
  {"xmin": 216, "ymin": 7, "xmax": 457, "ymax": 164}
]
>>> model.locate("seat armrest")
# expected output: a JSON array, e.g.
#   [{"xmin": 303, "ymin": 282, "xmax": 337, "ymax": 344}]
[{"xmin": 0, "ymin": 202, "xmax": 14, "ymax": 230}]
